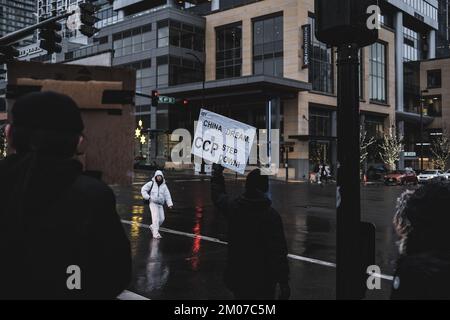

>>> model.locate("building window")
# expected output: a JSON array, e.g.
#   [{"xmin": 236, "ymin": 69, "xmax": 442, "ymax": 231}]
[
  {"xmin": 403, "ymin": 27, "xmax": 419, "ymax": 62},
  {"xmin": 369, "ymin": 42, "xmax": 387, "ymax": 103},
  {"xmin": 157, "ymin": 20, "xmax": 169, "ymax": 48},
  {"xmin": 216, "ymin": 23, "xmax": 242, "ymax": 79},
  {"xmin": 359, "ymin": 49, "xmax": 364, "ymax": 99},
  {"xmin": 253, "ymin": 13, "xmax": 283, "ymax": 77},
  {"xmin": 157, "ymin": 56, "xmax": 169, "ymax": 88},
  {"xmin": 309, "ymin": 108, "xmax": 332, "ymax": 137},
  {"xmin": 158, "ymin": 19, "xmax": 204, "ymax": 51},
  {"xmin": 308, "ymin": 15, "xmax": 334, "ymax": 94},
  {"xmin": 113, "ymin": 25, "xmax": 152, "ymax": 57},
  {"xmin": 364, "ymin": 115, "xmax": 385, "ymax": 139},
  {"xmin": 120, "ymin": 60, "xmax": 152, "ymax": 105},
  {"xmin": 168, "ymin": 55, "xmax": 203, "ymax": 86},
  {"xmin": 423, "ymin": 95, "xmax": 442, "ymax": 117},
  {"xmin": 427, "ymin": 69, "xmax": 441, "ymax": 88}
]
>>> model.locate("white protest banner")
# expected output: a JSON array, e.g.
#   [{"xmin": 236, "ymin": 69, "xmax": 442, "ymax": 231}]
[{"xmin": 192, "ymin": 109, "xmax": 256, "ymax": 174}]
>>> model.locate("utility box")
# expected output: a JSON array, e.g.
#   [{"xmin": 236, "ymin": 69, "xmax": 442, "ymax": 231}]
[
  {"xmin": 315, "ymin": 0, "xmax": 379, "ymax": 47},
  {"xmin": 6, "ymin": 61, "xmax": 136, "ymax": 186}
]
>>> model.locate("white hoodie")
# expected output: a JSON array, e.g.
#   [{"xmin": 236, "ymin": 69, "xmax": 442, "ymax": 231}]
[{"xmin": 141, "ymin": 170, "xmax": 173, "ymax": 207}]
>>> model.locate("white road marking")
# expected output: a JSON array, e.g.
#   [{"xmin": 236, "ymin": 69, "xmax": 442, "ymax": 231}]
[
  {"xmin": 121, "ymin": 219, "xmax": 395, "ymax": 282},
  {"xmin": 117, "ymin": 290, "xmax": 150, "ymax": 300}
]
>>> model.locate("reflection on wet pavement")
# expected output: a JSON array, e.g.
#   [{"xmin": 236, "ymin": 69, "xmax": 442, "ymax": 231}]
[{"xmin": 113, "ymin": 171, "xmax": 411, "ymax": 300}]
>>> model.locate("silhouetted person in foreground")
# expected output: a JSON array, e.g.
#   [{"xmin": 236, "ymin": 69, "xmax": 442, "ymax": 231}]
[
  {"xmin": 211, "ymin": 164, "xmax": 290, "ymax": 300},
  {"xmin": 391, "ymin": 180, "xmax": 450, "ymax": 300},
  {"xmin": 0, "ymin": 92, "xmax": 131, "ymax": 300}
]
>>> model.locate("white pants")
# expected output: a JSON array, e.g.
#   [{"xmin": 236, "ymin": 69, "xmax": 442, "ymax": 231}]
[{"xmin": 149, "ymin": 202, "xmax": 165, "ymax": 236}]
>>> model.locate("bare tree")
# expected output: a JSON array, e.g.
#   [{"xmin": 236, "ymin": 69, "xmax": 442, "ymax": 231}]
[
  {"xmin": 360, "ymin": 125, "xmax": 375, "ymax": 167},
  {"xmin": 0, "ymin": 124, "xmax": 6, "ymax": 160},
  {"xmin": 431, "ymin": 130, "xmax": 450, "ymax": 170},
  {"xmin": 379, "ymin": 127, "xmax": 403, "ymax": 171}
]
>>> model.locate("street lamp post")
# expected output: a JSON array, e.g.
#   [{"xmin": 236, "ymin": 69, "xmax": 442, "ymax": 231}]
[
  {"xmin": 186, "ymin": 51, "xmax": 206, "ymax": 174},
  {"xmin": 315, "ymin": 0, "xmax": 379, "ymax": 300}
]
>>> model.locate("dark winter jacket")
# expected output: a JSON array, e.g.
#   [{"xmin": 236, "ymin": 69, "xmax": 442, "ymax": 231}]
[
  {"xmin": 391, "ymin": 251, "xmax": 450, "ymax": 300},
  {"xmin": 0, "ymin": 154, "xmax": 131, "ymax": 300},
  {"xmin": 211, "ymin": 173, "xmax": 289, "ymax": 292}
]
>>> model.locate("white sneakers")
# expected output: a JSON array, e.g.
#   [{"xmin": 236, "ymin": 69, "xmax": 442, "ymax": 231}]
[{"xmin": 149, "ymin": 224, "xmax": 162, "ymax": 239}]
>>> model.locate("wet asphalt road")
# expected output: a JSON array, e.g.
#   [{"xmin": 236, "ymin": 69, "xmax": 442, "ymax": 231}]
[{"xmin": 112, "ymin": 170, "xmax": 415, "ymax": 300}]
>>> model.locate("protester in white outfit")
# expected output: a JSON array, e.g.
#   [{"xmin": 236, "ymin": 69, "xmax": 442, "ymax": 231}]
[{"xmin": 141, "ymin": 170, "xmax": 173, "ymax": 239}]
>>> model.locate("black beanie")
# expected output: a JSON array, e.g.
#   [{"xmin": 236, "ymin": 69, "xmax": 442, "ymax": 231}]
[
  {"xmin": 12, "ymin": 91, "xmax": 84, "ymax": 133},
  {"xmin": 245, "ymin": 169, "xmax": 269, "ymax": 193}
]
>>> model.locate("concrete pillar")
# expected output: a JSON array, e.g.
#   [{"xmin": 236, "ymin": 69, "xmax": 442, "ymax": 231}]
[
  {"xmin": 211, "ymin": 0, "xmax": 220, "ymax": 11},
  {"xmin": 394, "ymin": 11, "xmax": 404, "ymax": 112},
  {"xmin": 428, "ymin": 29, "xmax": 436, "ymax": 59}
]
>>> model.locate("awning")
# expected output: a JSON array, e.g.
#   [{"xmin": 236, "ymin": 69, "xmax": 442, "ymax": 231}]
[
  {"xmin": 396, "ymin": 111, "xmax": 435, "ymax": 126},
  {"xmin": 158, "ymin": 75, "xmax": 311, "ymax": 102},
  {"xmin": 289, "ymin": 135, "xmax": 337, "ymax": 141}
]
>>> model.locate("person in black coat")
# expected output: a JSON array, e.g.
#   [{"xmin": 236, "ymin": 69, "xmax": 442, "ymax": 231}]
[
  {"xmin": 0, "ymin": 91, "xmax": 131, "ymax": 300},
  {"xmin": 211, "ymin": 164, "xmax": 290, "ymax": 300},
  {"xmin": 391, "ymin": 180, "xmax": 450, "ymax": 300}
]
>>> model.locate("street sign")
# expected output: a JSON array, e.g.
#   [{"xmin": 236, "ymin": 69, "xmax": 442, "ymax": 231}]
[
  {"xmin": 192, "ymin": 109, "xmax": 256, "ymax": 174},
  {"xmin": 158, "ymin": 95, "xmax": 176, "ymax": 104},
  {"xmin": 403, "ymin": 152, "xmax": 417, "ymax": 158}
]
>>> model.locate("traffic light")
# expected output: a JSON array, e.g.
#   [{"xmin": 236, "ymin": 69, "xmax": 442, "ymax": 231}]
[
  {"xmin": 182, "ymin": 99, "xmax": 189, "ymax": 107},
  {"xmin": 0, "ymin": 45, "xmax": 19, "ymax": 63},
  {"xmin": 79, "ymin": 1, "xmax": 100, "ymax": 37},
  {"xmin": 39, "ymin": 21, "xmax": 62, "ymax": 54},
  {"xmin": 151, "ymin": 90, "xmax": 159, "ymax": 107},
  {"xmin": 0, "ymin": 45, "xmax": 19, "ymax": 58}
]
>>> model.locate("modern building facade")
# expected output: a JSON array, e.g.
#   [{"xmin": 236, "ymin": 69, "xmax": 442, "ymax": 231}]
[
  {"xmin": 0, "ymin": 0, "xmax": 36, "ymax": 38},
  {"xmin": 43, "ymin": 0, "xmax": 397, "ymax": 178},
  {"xmin": 379, "ymin": 0, "xmax": 441, "ymax": 169},
  {"xmin": 158, "ymin": 0, "xmax": 396, "ymax": 179},
  {"xmin": 437, "ymin": 0, "xmax": 450, "ymax": 57},
  {"xmin": 402, "ymin": 56, "xmax": 450, "ymax": 169}
]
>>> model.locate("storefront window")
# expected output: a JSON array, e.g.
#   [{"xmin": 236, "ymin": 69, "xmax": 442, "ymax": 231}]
[
  {"xmin": 423, "ymin": 95, "xmax": 442, "ymax": 117},
  {"xmin": 309, "ymin": 108, "xmax": 332, "ymax": 137}
]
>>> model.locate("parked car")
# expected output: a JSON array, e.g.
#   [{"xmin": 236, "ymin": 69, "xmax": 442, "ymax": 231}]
[
  {"xmin": 417, "ymin": 170, "xmax": 444, "ymax": 183},
  {"xmin": 443, "ymin": 169, "xmax": 450, "ymax": 180},
  {"xmin": 384, "ymin": 170, "xmax": 418, "ymax": 186},
  {"xmin": 366, "ymin": 165, "xmax": 389, "ymax": 181}
]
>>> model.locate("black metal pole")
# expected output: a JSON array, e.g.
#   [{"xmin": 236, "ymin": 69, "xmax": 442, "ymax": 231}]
[
  {"xmin": 186, "ymin": 52, "xmax": 206, "ymax": 174},
  {"xmin": 0, "ymin": 11, "xmax": 74, "ymax": 46},
  {"xmin": 336, "ymin": 43, "xmax": 362, "ymax": 299},
  {"xmin": 420, "ymin": 96, "xmax": 424, "ymax": 172},
  {"xmin": 286, "ymin": 148, "xmax": 289, "ymax": 182}
]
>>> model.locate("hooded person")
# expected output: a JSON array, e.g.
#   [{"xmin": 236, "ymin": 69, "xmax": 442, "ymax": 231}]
[
  {"xmin": 211, "ymin": 164, "xmax": 290, "ymax": 300},
  {"xmin": 141, "ymin": 170, "xmax": 173, "ymax": 239},
  {"xmin": 391, "ymin": 180, "xmax": 450, "ymax": 300},
  {"xmin": 0, "ymin": 91, "xmax": 131, "ymax": 300}
]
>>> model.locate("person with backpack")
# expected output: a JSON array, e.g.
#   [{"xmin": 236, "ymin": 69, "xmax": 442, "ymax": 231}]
[{"xmin": 141, "ymin": 170, "xmax": 173, "ymax": 239}]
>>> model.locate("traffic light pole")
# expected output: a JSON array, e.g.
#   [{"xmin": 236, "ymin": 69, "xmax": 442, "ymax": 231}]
[
  {"xmin": 0, "ymin": 11, "xmax": 75, "ymax": 46},
  {"xmin": 336, "ymin": 43, "xmax": 363, "ymax": 299}
]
